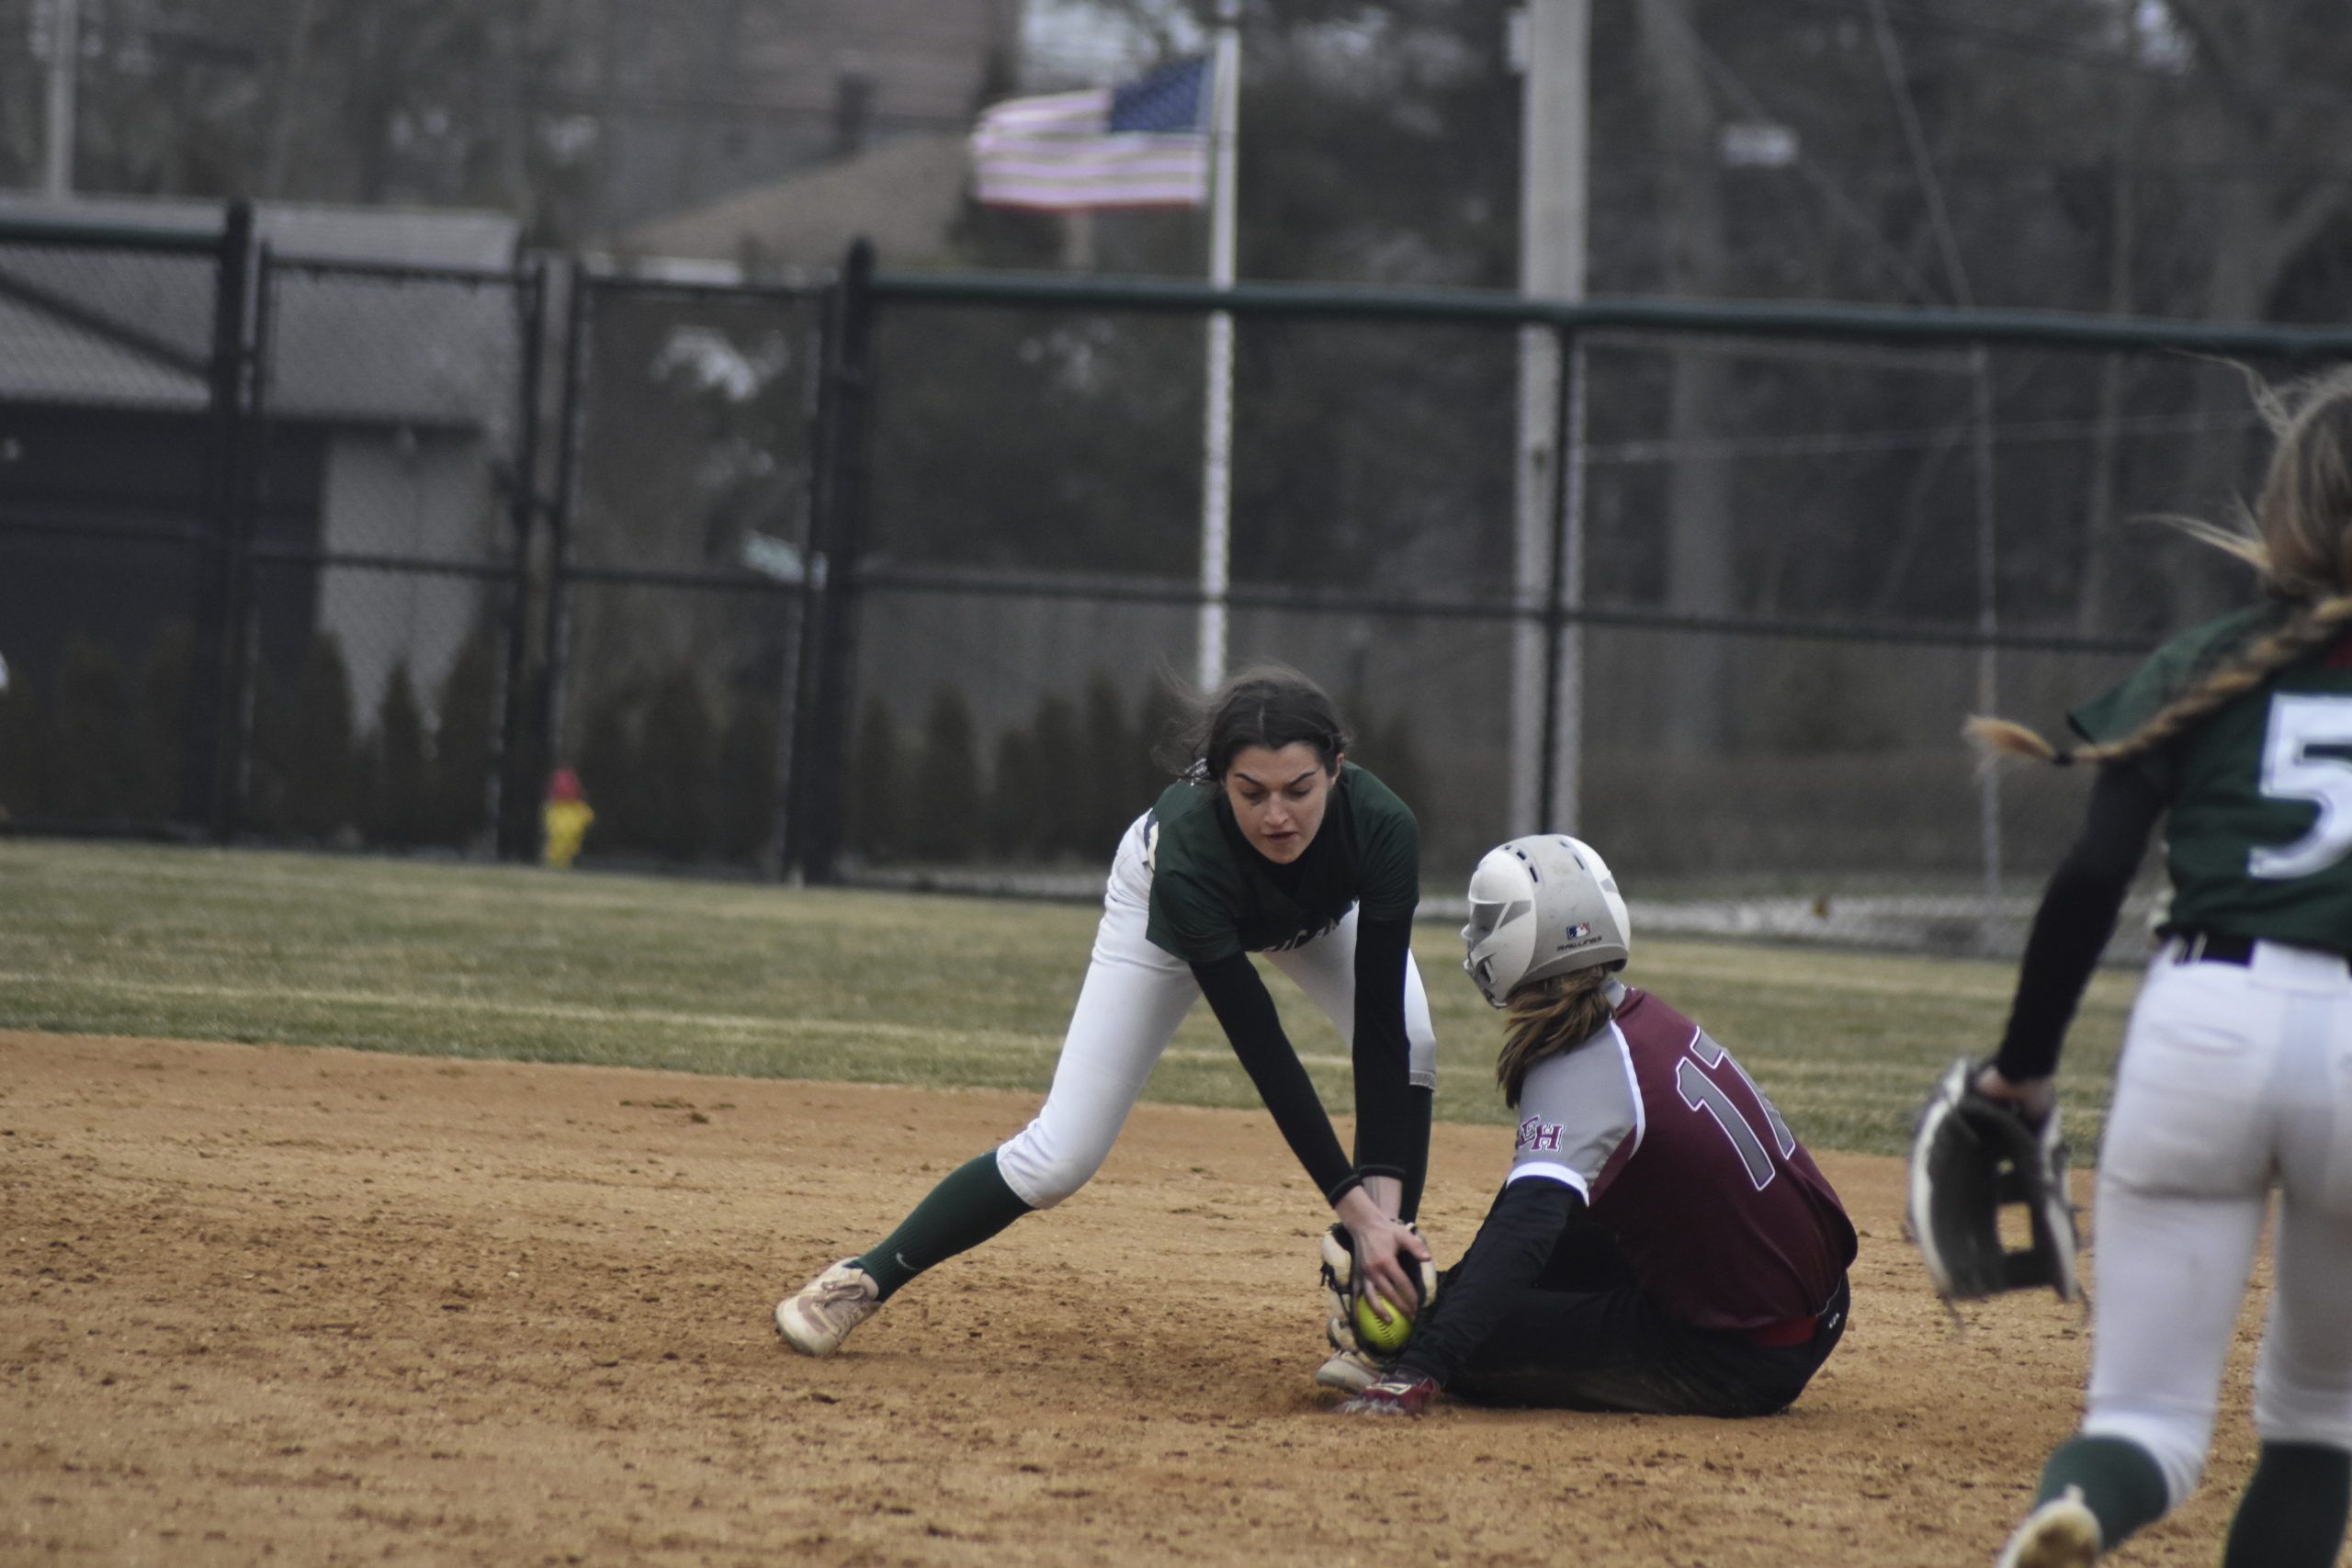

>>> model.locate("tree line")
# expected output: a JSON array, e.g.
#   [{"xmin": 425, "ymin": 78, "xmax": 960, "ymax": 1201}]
[{"xmin": 842, "ymin": 674, "xmax": 1430, "ymax": 870}]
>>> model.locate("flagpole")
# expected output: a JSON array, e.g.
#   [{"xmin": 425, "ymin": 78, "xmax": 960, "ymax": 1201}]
[{"xmin": 1197, "ymin": 1, "xmax": 1240, "ymax": 695}]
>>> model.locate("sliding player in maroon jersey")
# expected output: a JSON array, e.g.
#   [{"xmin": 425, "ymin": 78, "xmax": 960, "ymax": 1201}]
[{"xmin": 1334, "ymin": 835, "xmax": 1855, "ymax": 1417}]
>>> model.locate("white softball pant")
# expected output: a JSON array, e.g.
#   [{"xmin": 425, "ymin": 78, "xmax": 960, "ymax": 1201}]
[
  {"xmin": 2080, "ymin": 937, "xmax": 2352, "ymax": 1508},
  {"xmin": 993, "ymin": 810, "xmax": 1441, "ymax": 1210}
]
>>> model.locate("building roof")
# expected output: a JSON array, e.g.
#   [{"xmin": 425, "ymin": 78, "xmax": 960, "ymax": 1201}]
[
  {"xmin": 0, "ymin": 194, "xmax": 521, "ymax": 429},
  {"xmin": 618, "ymin": 133, "xmax": 971, "ymax": 272},
  {"xmin": 0, "ymin": 193, "xmax": 520, "ymax": 267}
]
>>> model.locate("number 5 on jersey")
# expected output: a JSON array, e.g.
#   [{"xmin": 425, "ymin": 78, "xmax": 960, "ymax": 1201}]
[{"xmin": 2253, "ymin": 693, "xmax": 2352, "ymax": 879}]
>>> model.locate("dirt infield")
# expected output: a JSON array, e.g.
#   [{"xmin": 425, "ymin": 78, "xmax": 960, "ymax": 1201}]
[{"xmin": 2, "ymin": 1031, "xmax": 2267, "ymax": 1566}]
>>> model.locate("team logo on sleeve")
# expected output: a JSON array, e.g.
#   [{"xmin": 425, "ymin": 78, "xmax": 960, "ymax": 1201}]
[{"xmin": 1516, "ymin": 1116, "xmax": 1563, "ymax": 1154}]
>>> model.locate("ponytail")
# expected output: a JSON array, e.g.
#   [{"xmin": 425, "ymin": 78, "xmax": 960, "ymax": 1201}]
[
  {"xmin": 1967, "ymin": 595, "xmax": 2352, "ymax": 769},
  {"xmin": 1496, "ymin": 969, "xmax": 1620, "ymax": 1108}
]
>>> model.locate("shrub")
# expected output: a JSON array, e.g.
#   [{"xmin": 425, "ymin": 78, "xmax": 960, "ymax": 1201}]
[
  {"xmin": 907, "ymin": 686, "xmax": 981, "ymax": 863},
  {"xmin": 844, "ymin": 694, "xmax": 905, "ymax": 862},
  {"xmin": 367, "ymin": 663, "xmax": 432, "ymax": 847}
]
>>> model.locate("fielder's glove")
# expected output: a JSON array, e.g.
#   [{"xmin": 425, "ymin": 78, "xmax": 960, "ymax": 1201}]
[
  {"xmin": 1905, "ymin": 1056, "xmax": 2080, "ymax": 1302},
  {"xmin": 1335, "ymin": 1373, "xmax": 1439, "ymax": 1417},
  {"xmin": 1319, "ymin": 1223, "xmax": 1438, "ymax": 1352}
]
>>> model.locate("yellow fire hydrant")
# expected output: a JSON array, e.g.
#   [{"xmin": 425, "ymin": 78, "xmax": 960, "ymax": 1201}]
[{"xmin": 542, "ymin": 768, "xmax": 594, "ymax": 869}]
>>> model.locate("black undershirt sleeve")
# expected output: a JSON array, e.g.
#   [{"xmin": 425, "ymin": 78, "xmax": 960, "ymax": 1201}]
[
  {"xmin": 1191, "ymin": 952, "xmax": 1358, "ymax": 1203},
  {"xmin": 1396, "ymin": 1177, "xmax": 1580, "ymax": 1390},
  {"xmin": 1993, "ymin": 761, "xmax": 2165, "ymax": 1083},
  {"xmin": 1348, "ymin": 914, "xmax": 1417, "ymax": 1183}
]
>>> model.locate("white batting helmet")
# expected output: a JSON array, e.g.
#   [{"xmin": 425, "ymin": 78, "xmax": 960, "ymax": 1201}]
[{"xmin": 1460, "ymin": 835, "xmax": 1631, "ymax": 1009}]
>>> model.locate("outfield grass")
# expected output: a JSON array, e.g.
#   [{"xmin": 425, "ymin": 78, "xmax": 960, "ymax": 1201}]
[{"xmin": 0, "ymin": 839, "xmax": 2138, "ymax": 1158}]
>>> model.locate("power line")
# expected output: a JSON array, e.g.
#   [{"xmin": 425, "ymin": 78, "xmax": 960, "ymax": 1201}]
[
  {"xmin": 1771, "ymin": 0, "xmax": 2352, "ymax": 107},
  {"xmin": 1584, "ymin": 406, "xmax": 2266, "ymax": 466}
]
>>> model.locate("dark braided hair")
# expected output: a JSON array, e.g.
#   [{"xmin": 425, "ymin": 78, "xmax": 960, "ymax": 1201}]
[
  {"xmin": 1971, "ymin": 369, "xmax": 2352, "ymax": 769},
  {"xmin": 1154, "ymin": 666, "xmax": 1350, "ymax": 782}
]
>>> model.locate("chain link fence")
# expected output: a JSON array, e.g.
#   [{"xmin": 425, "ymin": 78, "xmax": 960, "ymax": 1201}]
[
  {"xmin": 543, "ymin": 274, "xmax": 825, "ymax": 874},
  {"xmin": 8, "ymin": 208, "xmax": 2351, "ymax": 959},
  {"xmin": 0, "ymin": 219, "xmax": 225, "ymax": 829}
]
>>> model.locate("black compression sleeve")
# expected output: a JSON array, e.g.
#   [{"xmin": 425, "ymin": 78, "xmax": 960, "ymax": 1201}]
[
  {"xmin": 1349, "ymin": 914, "xmax": 1419, "ymax": 1182},
  {"xmin": 1191, "ymin": 953, "xmax": 1357, "ymax": 1201},
  {"xmin": 1994, "ymin": 762, "xmax": 2165, "ymax": 1083},
  {"xmin": 1396, "ymin": 1177, "xmax": 1579, "ymax": 1390}
]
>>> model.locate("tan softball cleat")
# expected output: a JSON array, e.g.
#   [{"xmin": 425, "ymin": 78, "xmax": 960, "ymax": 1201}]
[
  {"xmin": 775, "ymin": 1260, "xmax": 881, "ymax": 1357},
  {"xmin": 1315, "ymin": 1345, "xmax": 1388, "ymax": 1394},
  {"xmin": 1996, "ymin": 1487, "xmax": 2101, "ymax": 1568}
]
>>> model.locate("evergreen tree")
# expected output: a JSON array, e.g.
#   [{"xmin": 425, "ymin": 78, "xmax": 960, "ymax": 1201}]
[
  {"xmin": 242, "ymin": 660, "xmax": 293, "ymax": 835},
  {"xmin": 0, "ymin": 667, "xmax": 46, "ymax": 818},
  {"xmin": 1027, "ymin": 693, "xmax": 1080, "ymax": 861},
  {"xmin": 716, "ymin": 689, "xmax": 781, "ymax": 866},
  {"xmin": 1351, "ymin": 707, "xmax": 1430, "ymax": 839},
  {"xmin": 369, "ymin": 663, "xmax": 432, "ymax": 847},
  {"xmin": 1079, "ymin": 674, "xmax": 1135, "ymax": 863},
  {"xmin": 907, "ymin": 685, "xmax": 982, "ymax": 863},
  {"xmin": 574, "ymin": 689, "xmax": 639, "ymax": 857},
  {"xmin": 429, "ymin": 623, "xmax": 499, "ymax": 850},
  {"xmin": 46, "ymin": 637, "xmax": 142, "ymax": 820},
  {"xmin": 844, "ymin": 694, "xmax": 906, "ymax": 863},
  {"xmin": 134, "ymin": 620, "xmax": 194, "ymax": 823},
  {"xmin": 639, "ymin": 667, "xmax": 717, "ymax": 862},
  {"xmin": 1132, "ymin": 676, "xmax": 1186, "ymax": 803}
]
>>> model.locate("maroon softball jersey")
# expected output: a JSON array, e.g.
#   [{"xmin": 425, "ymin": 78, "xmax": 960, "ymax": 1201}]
[{"xmin": 1509, "ymin": 986, "xmax": 1857, "ymax": 1330}]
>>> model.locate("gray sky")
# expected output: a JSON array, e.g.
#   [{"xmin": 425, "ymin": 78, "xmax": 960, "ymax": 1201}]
[{"xmin": 1023, "ymin": 0, "xmax": 1205, "ymax": 88}]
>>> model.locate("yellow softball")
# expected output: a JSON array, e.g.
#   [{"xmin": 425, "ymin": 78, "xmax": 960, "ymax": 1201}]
[{"xmin": 1353, "ymin": 1290, "xmax": 1414, "ymax": 1356}]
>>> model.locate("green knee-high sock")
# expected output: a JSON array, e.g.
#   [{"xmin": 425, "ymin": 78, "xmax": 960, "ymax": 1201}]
[
  {"xmin": 2222, "ymin": 1442, "xmax": 2351, "ymax": 1568},
  {"xmin": 1362, "ymin": 1087, "xmax": 1435, "ymax": 1225},
  {"xmin": 855, "ymin": 1152, "xmax": 1034, "ymax": 1301},
  {"xmin": 2036, "ymin": 1435, "xmax": 2170, "ymax": 1551}
]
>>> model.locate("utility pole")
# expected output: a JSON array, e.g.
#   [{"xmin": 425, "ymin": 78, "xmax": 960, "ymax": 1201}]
[
  {"xmin": 1196, "ymin": 0, "xmax": 1241, "ymax": 696},
  {"xmin": 42, "ymin": 0, "xmax": 80, "ymax": 196},
  {"xmin": 1508, "ymin": 0, "xmax": 1589, "ymax": 833}
]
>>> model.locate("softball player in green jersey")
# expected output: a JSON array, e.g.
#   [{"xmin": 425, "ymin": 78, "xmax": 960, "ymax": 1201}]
[
  {"xmin": 775, "ymin": 667, "xmax": 1439, "ymax": 1383},
  {"xmin": 1974, "ymin": 371, "xmax": 2352, "ymax": 1568}
]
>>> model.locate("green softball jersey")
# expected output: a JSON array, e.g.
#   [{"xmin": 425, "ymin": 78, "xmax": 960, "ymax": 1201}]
[
  {"xmin": 1144, "ymin": 761, "xmax": 1420, "ymax": 965},
  {"xmin": 2072, "ymin": 606, "xmax": 2352, "ymax": 953}
]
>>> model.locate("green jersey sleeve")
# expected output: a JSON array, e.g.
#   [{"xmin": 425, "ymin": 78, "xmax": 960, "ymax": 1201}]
[
  {"xmin": 1340, "ymin": 763, "xmax": 1421, "ymax": 922},
  {"xmin": 1144, "ymin": 777, "xmax": 1249, "ymax": 964}
]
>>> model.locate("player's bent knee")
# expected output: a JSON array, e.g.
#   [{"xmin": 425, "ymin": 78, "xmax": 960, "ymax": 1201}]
[{"xmin": 993, "ymin": 1134, "xmax": 1109, "ymax": 1211}]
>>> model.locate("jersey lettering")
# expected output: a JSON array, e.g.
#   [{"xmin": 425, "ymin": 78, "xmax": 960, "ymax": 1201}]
[
  {"xmin": 1687, "ymin": 1031, "xmax": 1796, "ymax": 1157},
  {"xmin": 1675, "ymin": 1055, "xmax": 1776, "ymax": 1191},
  {"xmin": 2251, "ymin": 694, "xmax": 2352, "ymax": 880}
]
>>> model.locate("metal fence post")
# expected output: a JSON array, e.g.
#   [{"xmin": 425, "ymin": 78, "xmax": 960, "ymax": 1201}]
[
  {"xmin": 1537, "ymin": 323, "xmax": 1586, "ymax": 834},
  {"xmin": 495, "ymin": 258, "xmax": 549, "ymax": 861},
  {"xmin": 762, "ymin": 307, "xmax": 829, "ymax": 880},
  {"xmin": 1970, "ymin": 344, "xmax": 2004, "ymax": 946},
  {"xmin": 179, "ymin": 197, "xmax": 254, "ymax": 837},
  {"xmin": 787, "ymin": 239, "xmax": 876, "ymax": 885},
  {"xmin": 536, "ymin": 259, "xmax": 592, "ymax": 833},
  {"xmin": 216, "ymin": 238, "xmax": 276, "ymax": 838}
]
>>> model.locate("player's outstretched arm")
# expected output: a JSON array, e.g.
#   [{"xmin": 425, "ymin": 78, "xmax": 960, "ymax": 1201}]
[
  {"xmin": 1991, "ymin": 761, "xmax": 2163, "ymax": 1083},
  {"xmin": 1346, "ymin": 914, "xmax": 1419, "ymax": 1182}
]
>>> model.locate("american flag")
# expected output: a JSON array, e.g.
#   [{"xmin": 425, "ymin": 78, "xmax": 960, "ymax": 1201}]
[{"xmin": 971, "ymin": 57, "xmax": 1214, "ymax": 212}]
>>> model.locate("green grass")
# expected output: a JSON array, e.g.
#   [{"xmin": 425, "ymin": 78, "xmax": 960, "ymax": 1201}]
[{"xmin": 0, "ymin": 839, "xmax": 2138, "ymax": 1157}]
